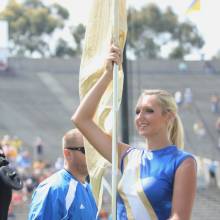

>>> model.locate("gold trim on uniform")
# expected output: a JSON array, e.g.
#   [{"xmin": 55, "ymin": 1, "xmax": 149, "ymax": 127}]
[{"xmin": 118, "ymin": 154, "xmax": 135, "ymax": 220}]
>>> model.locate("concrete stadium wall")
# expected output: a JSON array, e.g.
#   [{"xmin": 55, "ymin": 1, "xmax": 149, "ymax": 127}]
[
  {"xmin": 8, "ymin": 57, "xmax": 220, "ymax": 75},
  {"xmin": 130, "ymin": 59, "xmax": 220, "ymax": 74},
  {"xmin": 9, "ymin": 57, "xmax": 81, "ymax": 74}
]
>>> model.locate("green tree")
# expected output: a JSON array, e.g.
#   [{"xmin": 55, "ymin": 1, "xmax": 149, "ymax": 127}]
[
  {"xmin": 71, "ymin": 23, "xmax": 86, "ymax": 55},
  {"xmin": 54, "ymin": 23, "xmax": 85, "ymax": 57},
  {"xmin": 0, "ymin": 0, "xmax": 69, "ymax": 56},
  {"xmin": 127, "ymin": 4, "xmax": 204, "ymax": 59},
  {"xmin": 55, "ymin": 38, "xmax": 76, "ymax": 58}
]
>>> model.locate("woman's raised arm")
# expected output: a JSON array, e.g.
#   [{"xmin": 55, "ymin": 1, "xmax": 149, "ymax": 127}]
[{"xmin": 72, "ymin": 44, "xmax": 129, "ymax": 162}]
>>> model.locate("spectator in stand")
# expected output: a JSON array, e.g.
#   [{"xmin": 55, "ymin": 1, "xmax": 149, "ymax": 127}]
[
  {"xmin": 174, "ymin": 91, "xmax": 183, "ymax": 107},
  {"xmin": 54, "ymin": 156, "xmax": 64, "ymax": 171},
  {"xmin": 10, "ymin": 136, "xmax": 23, "ymax": 152},
  {"xmin": 215, "ymin": 117, "xmax": 220, "ymax": 149},
  {"xmin": 178, "ymin": 61, "xmax": 188, "ymax": 73},
  {"xmin": 203, "ymin": 61, "xmax": 216, "ymax": 74},
  {"xmin": 193, "ymin": 121, "xmax": 206, "ymax": 138},
  {"xmin": 210, "ymin": 93, "xmax": 220, "ymax": 114},
  {"xmin": 28, "ymin": 129, "xmax": 97, "ymax": 220},
  {"xmin": 208, "ymin": 161, "xmax": 218, "ymax": 185},
  {"xmin": 1, "ymin": 135, "xmax": 18, "ymax": 165},
  {"xmin": 216, "ymin": 117, "xmax": 220, "ymax": 134},
  {"xmin": 16, "ymin": 150, "xmax": 31, "ymax": 169},
  {"xmin": 33, "ymin": 137, "xmax": 44, "ymax": 162},
  {"xmin": 183, "ymin": 87, "xmax": 193, "ymax": 109}
]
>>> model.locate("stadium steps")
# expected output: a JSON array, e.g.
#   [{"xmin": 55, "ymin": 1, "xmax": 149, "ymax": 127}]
[
  {"xmin": 0, "ymin": 71, "xmax": 77, "ymax": 161},
  {"xmin": 192, "ymin": 187, "xmax": 220, "ymax": 220}
]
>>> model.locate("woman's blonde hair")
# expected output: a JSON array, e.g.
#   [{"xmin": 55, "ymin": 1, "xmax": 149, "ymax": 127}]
[{"xmin": 139, "ymin": 89, "xmax": 184, "ymax": 149}]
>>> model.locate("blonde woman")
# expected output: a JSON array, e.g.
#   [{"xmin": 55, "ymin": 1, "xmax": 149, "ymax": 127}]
[{"xmin": 72, "ymin": 44, "xmax": 197, "ymax": 220}]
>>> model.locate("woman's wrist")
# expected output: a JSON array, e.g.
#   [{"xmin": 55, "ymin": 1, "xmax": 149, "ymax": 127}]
[{"xmin": 103, "ymin": 69, "xmax": 113, "ymax": 81}]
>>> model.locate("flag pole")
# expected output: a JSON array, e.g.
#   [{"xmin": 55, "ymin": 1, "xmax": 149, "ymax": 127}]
[{"xmin": 112, "ymin": 0, "xmax": 119, "ymax": 219}]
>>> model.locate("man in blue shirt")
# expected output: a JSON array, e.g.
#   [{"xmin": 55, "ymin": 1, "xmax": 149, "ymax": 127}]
[{"xmin": 28, "ymin": 129, "xmax": 98, "ymax": 220}]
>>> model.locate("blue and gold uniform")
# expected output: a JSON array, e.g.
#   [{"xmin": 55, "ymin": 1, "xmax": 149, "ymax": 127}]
[{"xmin": 117, "ymin": 145, "xmax": 195, "ymax": 220}]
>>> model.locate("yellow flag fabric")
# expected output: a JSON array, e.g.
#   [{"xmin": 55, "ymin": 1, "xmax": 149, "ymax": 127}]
[
  {"xmin": 187, "ymin": 0, "xmax": 200, "ymax": 13},
  {"xmin": 79, "ymin": 0, "xmax": 127, "ymax": 210}
]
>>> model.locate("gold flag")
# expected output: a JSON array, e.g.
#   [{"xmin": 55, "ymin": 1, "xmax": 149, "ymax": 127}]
[
  {"xmin": 79, "ymin": 0, "xmax": 127, "ymax": 210},
  {"xmin": 187, "ymin": 0, "xmax": 200, "ymax": 13}
]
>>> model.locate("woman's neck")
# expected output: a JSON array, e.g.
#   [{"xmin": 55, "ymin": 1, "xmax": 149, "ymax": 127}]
[{"xmin": 146, "ymin": 135, "xmax": 172, "ymax": 150}]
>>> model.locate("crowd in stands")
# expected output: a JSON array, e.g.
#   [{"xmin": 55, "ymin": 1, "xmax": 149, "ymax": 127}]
[
  {"xmin": 178, "ymin": 60, "xmax": 217, "ymax": 75},
  {"xmin": 174, "ymin": 87, "xmax": 193, "ymax": 109},
  {"xmin": 0, "ymin": 135, "xmax": 61, "ymax": 218},
  {"xmin": 209, "ymin": 93, "xmax": 220, "ymax": 149},
  {"xmin": 210, "ymin": 93, "xmax": 220, "ymax": 114},
  {"xmin": 174, "ymin": 88, "xmax": 220, "ymax": 148}
]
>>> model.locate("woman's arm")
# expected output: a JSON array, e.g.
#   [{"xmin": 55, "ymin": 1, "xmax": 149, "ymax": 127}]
[
  {"xmin": 72, "ymin": 45, "xmax": 129, "ymax": 162},
  {"xmin": 168, "ymin": 157, "xmax": 197, "ymax": 220}
]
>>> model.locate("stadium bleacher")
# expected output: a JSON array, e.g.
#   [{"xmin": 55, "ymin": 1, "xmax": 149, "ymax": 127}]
[{"xmin": 0, "ymin": 57, "xmax": 220, "ymax": 220}]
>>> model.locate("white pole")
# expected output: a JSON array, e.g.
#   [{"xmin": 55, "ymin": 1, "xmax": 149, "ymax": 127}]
[
  {"xmin": 112, "ymin": 0, "xmax": 119, "ymax": 219},
  {"xmin": 112, "ymin": 64, "xmax": 118, "ymax": 220}
]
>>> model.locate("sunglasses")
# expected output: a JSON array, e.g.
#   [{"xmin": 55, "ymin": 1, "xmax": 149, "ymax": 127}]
[{"xmin": 65, "ymin": 147, "xmax": 85, "ymax": 154}]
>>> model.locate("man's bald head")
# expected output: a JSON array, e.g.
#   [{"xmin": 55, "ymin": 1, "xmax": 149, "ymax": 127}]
[
  {"xmin": 62, "ymin": 129, "xmax": 88, "ymax": 179},
  {"xmin": 62, "ymin": 129, "xmax": 84, "ymax": 150}
]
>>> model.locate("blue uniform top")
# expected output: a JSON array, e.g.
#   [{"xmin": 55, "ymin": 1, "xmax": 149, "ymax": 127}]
[
  {"xmin": 117, "ymin": 145, "xmax": 195, "ymax": 220},
  {"xmin": 28, "ymin": 169, "xmax": 98, "ymax": 220}
]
